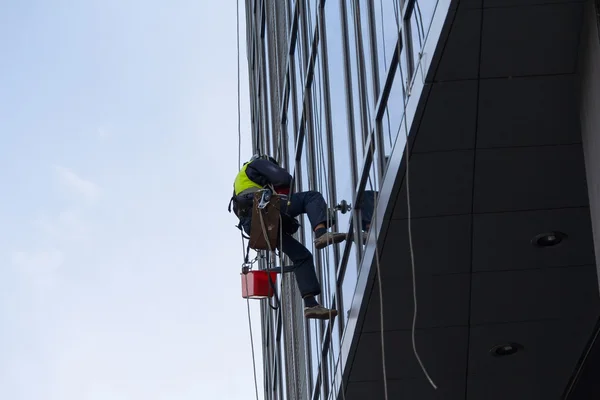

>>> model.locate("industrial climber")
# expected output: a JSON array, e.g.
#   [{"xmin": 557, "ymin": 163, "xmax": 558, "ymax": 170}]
[{"xmin": 230, "ymin": 154, "xmax": 346, "ymax": 320}]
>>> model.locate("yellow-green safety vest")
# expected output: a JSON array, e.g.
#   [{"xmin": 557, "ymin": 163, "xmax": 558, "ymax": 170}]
[{"xmin": 234, "ymin": 163, "xmax": 262, "ymax": 195}]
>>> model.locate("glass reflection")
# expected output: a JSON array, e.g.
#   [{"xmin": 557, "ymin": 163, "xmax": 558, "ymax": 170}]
[
  {"xmin": 378, "ymin": 0, "xmax": 402, "ymax": 76},
  {"xmin": 304, "ymin": 0, "xmax": 319, "ymax": 39},
  {"xmin": 340, "ymin": 241, "xmax": 358, "ymax": 333},
  {"xmin": 323, "ymin": 0, "xmax": 353, "ymax": 246},
  {"xmin": 345, "ymin": 1, "xmax": 365, "ymax": 166},
  {"xmin": 312, "ymin": 53, "xmax": 338, "ymax": 315},
  {"xmin": 293, "ymin": 51, "xmax": 304, "ymax": 131},
  {"xmin": 408, "ymin": 11, "xmax": 422, "ymax": 80},
  {"xmin": 355, "ymin": 0, "xmax": 375, "ymax": 114},
  {"xmin": 415, "ymin": 0, "xmax": 439, "ymax": 41},
  {"xmin": 287, "ymin": 91, "xmax": 297, "ymax": 175},
  {"xmin": 382, "ymin": 62, "xmax": 405, "ymax": 159}
]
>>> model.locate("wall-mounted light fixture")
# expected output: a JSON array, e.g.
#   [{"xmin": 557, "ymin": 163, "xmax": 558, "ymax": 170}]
[
  {"xmin": 490, "ymin": 342, "xmax": 524, "ymax": 357},
  {"xmin": 531, "ymin": 231, "xmax": 567, "ymax": 248}
]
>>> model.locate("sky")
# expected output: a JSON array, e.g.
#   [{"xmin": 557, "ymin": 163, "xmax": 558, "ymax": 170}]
[{"xmin": 0, "ymin": 1, "xmax": 265, "ymax": 399}]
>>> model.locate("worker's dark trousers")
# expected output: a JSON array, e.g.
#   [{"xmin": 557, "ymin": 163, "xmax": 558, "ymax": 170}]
[
  {"xmin": 361, "ymin": 190, "xmax": 377, "ymax": 231},
  {"xmin": 241, "ymin": 190, "xmax": 327, "ymax": 298}
]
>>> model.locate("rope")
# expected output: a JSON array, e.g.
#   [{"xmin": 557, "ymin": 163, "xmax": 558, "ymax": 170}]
[
  {"xmin": 392, "ymin": 0, "xmax": 437, "ymax": 390},
  {"xmin": 244, "ymin": 273, "xmax": 261, "ymax": 400},
  {"xmin": 237, "ymin": 0, "xmax": 242, "ymax": 170},
  {"xmin": 345, "ymin": 1, "xmax": 389, "ymax": 398},
  {"xmin": 236, "ymin": 1, "xmax": 260, "ymax": 399}
]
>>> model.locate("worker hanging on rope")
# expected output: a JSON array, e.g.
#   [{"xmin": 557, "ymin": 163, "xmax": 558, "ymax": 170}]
[{"xmin": 229, "ymin": 154, "xmax": 346, "ymax": 319}]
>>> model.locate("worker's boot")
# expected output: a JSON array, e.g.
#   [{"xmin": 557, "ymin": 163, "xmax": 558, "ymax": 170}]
[
  {"xmin": 314, "ymin": 232, "xmax": 347, "ymax": 250},
  {"xmin": 304, "ymin": 304, "xmax": 338, "ymax": 320}
]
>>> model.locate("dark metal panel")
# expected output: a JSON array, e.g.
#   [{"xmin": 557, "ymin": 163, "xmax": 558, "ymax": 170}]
[
  {"xmin": 411, "ymin": 80, "xmax": 478, "ymax": 153},
  {"xmin": 578, "ymin": 0, "xmax": 600, "ymax": 296},
  {"xmin": 480, "ymin": 2, "xmax": 584, "ymax": 78},
  {"xmin": 477, "ymin": 75, "xmax": 581, "ymax": 149},
  {"xmin": 362, "ymin": 273, "xmax": 471, "ymax": 332},
  {"xmin": 391, "ymin": 150, "xmax": 475, "ymax": 219},
  {"xmin": 564, "ymin": 317, "xmax": 600, "ymax": 399},
  {"xmin": 470, "ymin": 265, "xmax": 600, "ymax": 325},
  {"xmin": 379, "ymin": 215, "xmax": 472, "ymax": 277},
  {"xmin": 433, "ymin": 7, "xmax": 481, "ymax": 82},
  {"xmin": 472, "ymin": 207, "xmax": 597, "ymax": 272},
  {"xmin": 350, "ymin": 326, "xmax": 468, "ymax": 381},
  {"xmin": 467, "ymin": 318, "xmax": 598, "ymax": 400},
  {"xmin": 472, "ymin": 145, "xmax": 590, "ymax": 213},
  {"xmin": 485, "ymin": 0, "xmax": 585, "ymax": 6},
  {"xmin": 344, "ymin": 379, "xmax": 465, "ymax": 400}
]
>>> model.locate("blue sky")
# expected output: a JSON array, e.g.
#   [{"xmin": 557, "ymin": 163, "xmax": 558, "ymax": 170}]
[{"xmin": 0, "ymin": 1, "xmax": 263, "ymax": 399}]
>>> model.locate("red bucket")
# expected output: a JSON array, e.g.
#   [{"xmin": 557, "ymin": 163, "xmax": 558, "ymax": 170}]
[{"xmin": 241, "ymin": 270, "xmax": 278, "ymax": 299}]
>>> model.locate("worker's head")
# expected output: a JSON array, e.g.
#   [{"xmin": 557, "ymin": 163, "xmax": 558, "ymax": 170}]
[{"xmin": 249, "ymin": 153, "xmax": 278, "ymax": 165}]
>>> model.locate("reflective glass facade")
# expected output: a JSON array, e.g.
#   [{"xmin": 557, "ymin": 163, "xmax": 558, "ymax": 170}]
[{"xmin": 244, "ymin": 1, "xmax": 450, "ymax": 398}]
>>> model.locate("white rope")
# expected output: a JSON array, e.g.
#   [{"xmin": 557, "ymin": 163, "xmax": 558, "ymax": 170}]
[
  {"xmin": 236, "ymin": 1, "xmax": 260, "ymax": 398},
  {"xmin": 237, "ymin": 0, "xmax": 242, "ymax": 170},
  {"xmin": 347, "ymin": 0, "xmax": 388, "ymax": 397},
  {"xmin": 244, "ymin": 274, "xmax": 261, "ymax": 400},
  {"xmin": 392, "ymin": 0, "xmax": 437, "ymax": 390}
]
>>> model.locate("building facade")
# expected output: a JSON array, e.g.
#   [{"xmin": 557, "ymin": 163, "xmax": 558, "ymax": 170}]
[{"xmin": 243, "ymin": 0, "xmax": 600, "ymax": 399}]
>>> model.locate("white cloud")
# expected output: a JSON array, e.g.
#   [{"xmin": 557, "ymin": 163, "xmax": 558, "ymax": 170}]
[
  {"xmin": 11, "ymin": 248, "xmax": 64, "ymax": 287},
  {"xmin": 54, "ymin": 166, "xmax": 100, "ymax": 201},
  {"xmin": 34, "ymin": 209, "xmax": 88, "ymax": 243},
  {"xmin": 97, "ymin": 127, "xmax": 109, "ymax": 140}
]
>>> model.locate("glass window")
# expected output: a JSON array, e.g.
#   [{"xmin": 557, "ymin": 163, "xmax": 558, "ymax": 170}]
[
  {"xmin": 373, "ymin": 0, "xmax": 387, "ymax": 95},
  {"xmin": 297, "ymin": 131, "xmax": 320, "ymax": 388},
  {"xmin": 310, "ymin": 319, "xmax": 323, "ymax": 396},
  {"xmin": 405, "ymin": 0, "xmax": 440, "ymax": 85},
  {"xmin": 340, "ymin": 243, "xmax": 358, "ymax": 332},
  {"xmin": 310, "ymin": 51, "xmax": 337, "ymax": 316},
  {"xmin": 296, "ymin": 7, "xmax": 308, "ymax": 94},
  {"xmin": 374, "ymin": 0, "xmax": 402, "ymax": 81},
  {"xmin": 346, "ymin": 1, "xmax": 365, "ymax": 166},
  {"xmin": 381, "ymin": 45, "xmax": 409, "ymax": 160},
  {"xmin": 356, "ymin": 0, "xmax": 376, "ymax": 116},
  {"xmin": 285, "ymin": 0, "xmax": 294, "ymax": 34},
  {"xmin": 278, "ymin": 327, "xmax": 288, "ymax": 400},
  {"xmin": 323, "ymin": 1, "xmax": 354, "ymax": 238},
  {"xmin": 415, "ymin": 0, "xmax": 439, "ymax": 41},
  {"xmin": 286, "ymin": 88, "xmax": 297, "ymax": 174},
  {"xmin": 330, "ymin": 318, "xmax": 342, "ymax": 382},
  {"xmin": 294, "ymin": 48, "xmax": 304, "ymax": 131},
  {"xmin": 263, "ymin": 25, "xmax": 274, "ymax": 155},
  {"xmin": 304, "ymin": 0, "xmax": 319, "ymax": 40},
  {"xmin": 323, "ymin": 0, "xmax": 357, "ymax": 333}
]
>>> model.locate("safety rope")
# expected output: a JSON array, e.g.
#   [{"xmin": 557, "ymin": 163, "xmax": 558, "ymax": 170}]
[
  {"xmin": 244, "ymin": 272, "xmax": 260, "ymax": 400},
  {"xmin": 236, "ymin": 1, "xmax": 260, "ymax": 399},
  {"xmin": 345, "ymin": 1, "xmax": 389, "ymax": 398},
  {"xmin": 392, "ymin": 0, "xmax": 437, "ymax": 390},
  {"xmin": 237, "ymin": 0, "xmax": 242, "ymax": 170},
  {"xmin": 257, "ymin": 188, "xmax": 292, "ymax": 395}
]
